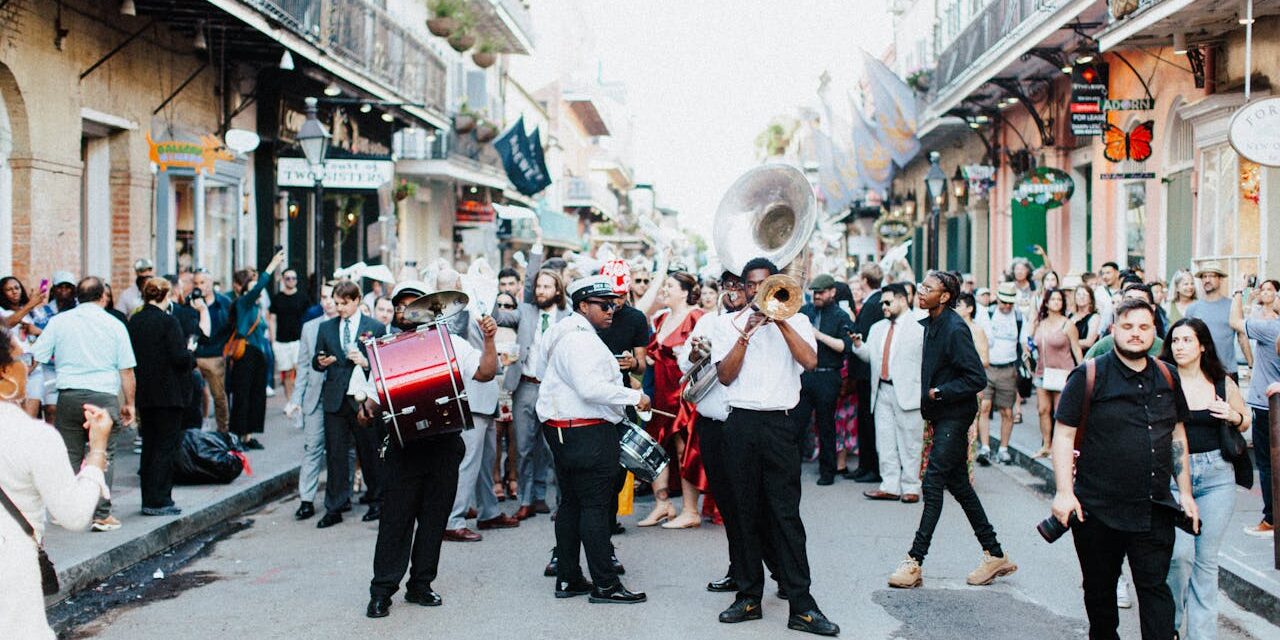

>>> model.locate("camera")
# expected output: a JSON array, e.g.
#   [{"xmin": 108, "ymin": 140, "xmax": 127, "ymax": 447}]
[
  {"xmin": 188, "ymin": 287, "xmax": 204, "ymax": 303},
  {"xmin": 1036, "ymin": 511, "xmax": 1082, "ymax": 543}
]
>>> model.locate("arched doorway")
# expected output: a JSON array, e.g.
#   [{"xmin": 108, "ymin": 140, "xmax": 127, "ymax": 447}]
[
  {"xmin": 0, "ymin": 81, "xmax": 13, "ymax": 275},
  {"xmin": 0, "ymin": 62, "xmax": 29, "ymax": 280}
]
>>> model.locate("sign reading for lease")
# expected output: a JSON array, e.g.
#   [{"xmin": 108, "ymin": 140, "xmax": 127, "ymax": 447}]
[
  {"xmin": 1069, "ymin": 64, "xmax": 1109, "ymax": 137},
  {"xmin": 277, "ymin": 157, "xmax": 395, "ymax": 189},
  {"xmin": 1229, "ymin": 97, "xmax": 1280, "ymax": 167}
]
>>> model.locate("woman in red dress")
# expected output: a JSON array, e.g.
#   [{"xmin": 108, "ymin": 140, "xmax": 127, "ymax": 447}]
[{"xmin": 637, "ymin": 272, "xmax": 705, "ymax": 529}]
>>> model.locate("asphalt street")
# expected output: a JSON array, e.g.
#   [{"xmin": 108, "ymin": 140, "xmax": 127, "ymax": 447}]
[{"xmin": 68, "ymin": 457, "xmax": 1271, "ymax": 640}]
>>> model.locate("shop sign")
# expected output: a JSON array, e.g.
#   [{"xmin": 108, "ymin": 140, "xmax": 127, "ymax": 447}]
[
  {"xmin": 962, "ymin": 165, "xmax": 996, "ymax": 199},
  {"xmin": 277, "ymin": 157, "xmax": 394, "ymax": 189},
  {"xmin": 147, "ymin": 132, "xmax": 233, "ymax": 175},
  {"xmin": 1229, "ymin": 97, "xmax": 1280, "ymax": 167},
  {"xmin": 1012, "ymin": 167, "xmax": 1074, "ymax": 209},
  {"xmin": 874, "ymin": 213, "xmax": 913, "ymax": 243},
  {"xmin": 456, "ymin": 199, "xmax": 496, "ymax": 224},
  {"xmin": 1102, "ymin": 98, "xmax": 1154, "ymax": 112},
  {"xmin": 1069, "ymin": 63, "xmax": 1109, "ymax": 137},
  {"xmin": 1099, "ymin": 172, "xmax": 1156, "ymax": 180}
]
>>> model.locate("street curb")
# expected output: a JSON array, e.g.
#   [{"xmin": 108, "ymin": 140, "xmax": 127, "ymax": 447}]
[
  {"xmin": 997, "ymin": 438, "xmax": 1280, "ymax": 627},
  {"xmin": 47, "ymin": 463, "xmax": 300, "ymax": 606}
]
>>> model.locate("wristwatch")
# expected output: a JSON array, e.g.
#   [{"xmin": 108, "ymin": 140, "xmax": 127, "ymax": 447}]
[{"xmin": 931, "ymin": 387, "xmax": 942, "ymax": 402}]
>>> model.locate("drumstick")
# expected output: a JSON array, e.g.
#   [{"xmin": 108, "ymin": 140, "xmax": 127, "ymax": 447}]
[{"xmin": 649, "ymin": 408, "xmax": 678, "ymax": 419}]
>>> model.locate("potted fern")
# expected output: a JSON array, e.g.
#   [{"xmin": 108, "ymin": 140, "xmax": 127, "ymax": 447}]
[
  {"xmin": 426, "ymin": 0, "xmax": 465, "ymax": 38},
  {"xmin": 474, "ymin": 120, "xmax": 499, "ymax": 143},
  {"xmin": 454, "ymin": 103, "xmax": 477, "ymax": 134},
  {"xmin": 447, "ymin": 12, "xmax": 476, "ymax": 52},
  {"xmin": 472, "ymin": 40, "xmax": 498, "ymax": 68}
]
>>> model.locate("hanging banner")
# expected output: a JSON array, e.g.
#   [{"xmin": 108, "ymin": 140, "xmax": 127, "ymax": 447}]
[
  {"xmin": 495, "ymin": 117, "xmax": 552, "ymax": 196},
  {"xmin": 1069, "ymin": 63, "xmax": 1109, "ymax": 137},
  {"xmin": 147, "ymin": 132, "xmax": 233, "ymax": 175},
  {"xmin": 1229, "ymin": 97, "xmax": 1280, "ymax": 167},
  {"xmin": 1012, "ymin": 167, "xmax": 1074, "ymax": 209},
  {"xmin": 276, "ymin": 158, "xmax": 394, "ymax": 189},
  {"xmin": 862, "ymin": 50, "xmax": 921, "ymax": 167}
]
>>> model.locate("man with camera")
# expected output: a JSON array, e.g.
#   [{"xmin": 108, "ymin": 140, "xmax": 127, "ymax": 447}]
[{"xmin": 1050, "ymin": 297, "xmax": 1200, "ymax": 640}]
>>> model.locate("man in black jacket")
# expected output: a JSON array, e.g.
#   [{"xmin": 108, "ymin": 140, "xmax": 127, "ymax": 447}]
[
  {"xmin": 849, "ymin": 264, "xmax": 884, "ymax": 483},
  {"xmin": 794, "ymin": 273, "xmax": 855, "ymax": 484},
  {"xmin": 888, "ymin": 270, "xmax": 1015, "ymax": 589}
]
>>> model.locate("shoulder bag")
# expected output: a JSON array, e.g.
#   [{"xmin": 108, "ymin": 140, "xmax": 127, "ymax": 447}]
[
  {"xmin": 1212, "ymin": 378, "xmax": 1254, "ymax": 488},
  {"xmin": 0, "ymin": 485, "xmax": 59, "ymax": 596},
  {"xmin": 223, "ymin": 312, "xmax": 262, "ymax": 361}
]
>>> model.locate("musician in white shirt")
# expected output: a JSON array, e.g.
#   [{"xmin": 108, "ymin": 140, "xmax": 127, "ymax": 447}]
[
  {"xmin": 536, "ymin": 275, "xmax": 651, "ymax": 604},
  {"xmin": 709, "ymin": 257, "xmax": 839, "ymax": 637}
]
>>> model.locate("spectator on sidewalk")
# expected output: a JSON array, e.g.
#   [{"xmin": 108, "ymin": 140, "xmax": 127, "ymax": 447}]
[
  {"xmin": 30, "ymin": 276, "xmax": 136, "ymax": 532},
  {"xmin": 290, "ymin": 281, "xmax": 338, "ymax": 521},
  {"xmin": 849, "ymin": 263, "xmax": 885, "ymax": 484},
  {"xmin": 269, "ymin": 269, "xmax": 310, "ymax": 405},
  {"xmin": 227, "ymin": 251, "xmax": 286, "ymax": 449},
  {"xmin": 1085, "ymin": 285, "xmax": 1165, "ymax": 360},
  {"xmin": 1161, "ymin": 317, "xmax": 1250, "ymax": 639},
  {"xmin": 192, "ymin": 269, "xmax": 234, "ymax": 433},
  {"xmin": 1071, "ymin": 286, "xmax": 1101, "ymax": 351},
  {"xmin": 115, "ymin": 258, "xmax": 153, "ymax": 318},
  {"xmin": 28, "ymin": 271, "xmax": 77, "ymax": 424},
  {"xmin": 101, "ymin": 284, "xmax": 128, "ymax": 325},
  {"xmin": 128, "ymin": 277, "xmax": 195, "ymax": 516},
  {"xmin": 977, "ymin": 282, "xmax": 1022, "ymax": 465},
  {"xmin": 1228, "ymin": 286, "xmax": 1280, "ymax": 538},
  {"xmin": 1169, "ymin": 270, "xmax": 1197, "ymax": 324},
  {"xmin": 498, "ymin": 267, "xmax": 521, "ymax": 299},
  {"xmin": 1, "ymin": 275, "xmax": 47, "ymax": 331},
  {"xmin": 0, "ymin": 401, "xmax": 113, "ymax": 639},
  {"xmin": 1184, "ymin": 263, "xmax": 1243, "ymax": 382},
  {"xmin": 1028, "ymin": 289, "xmax": 1082, "ymax": 459},
  {"xmin": 372, "ymin": 296, "xmax": 394, "ymax": 330}
]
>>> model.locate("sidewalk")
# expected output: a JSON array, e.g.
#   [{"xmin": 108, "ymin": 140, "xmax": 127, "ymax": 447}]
[
  {"xmin": 992, "ymin": 396, "xmax": 1280, "ymax": 626},
  {"xmin": 42, "ymin": 395, "xmax": 302, "ymax": 605}
]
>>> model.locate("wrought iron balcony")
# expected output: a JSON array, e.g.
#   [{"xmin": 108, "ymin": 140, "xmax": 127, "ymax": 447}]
[{"xmin": 563, "ymin": 177, "xmax": 619, "ymax": 221}]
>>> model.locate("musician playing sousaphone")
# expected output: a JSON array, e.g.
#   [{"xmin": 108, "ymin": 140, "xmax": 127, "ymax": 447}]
[
  {"xmin": 365, "ymin": 285, "xmax": 498, "ymax": 619},
  {"xmin": 537, "ymin": 275, "xmax": 651, "ymax": 604}
]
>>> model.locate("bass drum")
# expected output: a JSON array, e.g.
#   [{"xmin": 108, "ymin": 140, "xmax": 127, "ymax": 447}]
[
  {"xmin": 618, "ymin": 420, "xmax": 668, "ymax": 483},
  {"xmin": 365, "ymin": 324, "xmax": 474, "ymax": 448}
]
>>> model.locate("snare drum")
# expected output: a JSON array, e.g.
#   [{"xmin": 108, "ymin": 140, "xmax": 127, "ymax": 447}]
[
  {"xmin": 365, "ymin": 324, "xmax": 474, "ymax": 448},
  {"xmin": 618, "ymin": 420, "xmax": 668, "ymax": 483}
]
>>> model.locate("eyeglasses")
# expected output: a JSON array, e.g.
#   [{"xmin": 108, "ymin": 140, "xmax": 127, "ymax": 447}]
[
  {"xmin": 496, "ymin": 303, "xmax": 517, "ymax": 310},
  {"xmin": 918, "ymin": 282, "xmax": 936, "ymax": 294},
  {"xmin": 586, "ymin": 299, "xmax": 619, "ymax": 312},
  {"xmin": 394, "ymin": 305, "xmax": 407, "ymax": 313}
]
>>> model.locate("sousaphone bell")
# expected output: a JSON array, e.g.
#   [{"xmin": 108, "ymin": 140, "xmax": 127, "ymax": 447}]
[{"xmin": 402, "ymin": 290, "xmax": 470, "ymax": 325}]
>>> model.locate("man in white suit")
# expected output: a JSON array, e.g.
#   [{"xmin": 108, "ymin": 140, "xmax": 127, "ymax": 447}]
[{"xmin": 852, "ymin": 282, "xmax": 926, "ymax": 503}]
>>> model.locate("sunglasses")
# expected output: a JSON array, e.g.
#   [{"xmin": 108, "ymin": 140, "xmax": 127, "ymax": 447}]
[
  {"xmin": 881, "ymin": 300, "xmax": 892, "ymax": 307},
  {"xmin": 283, "ymin": 276, "xmax": 297, "ymax": 281},
  {"xmin": 633, "ymin": 278, "xmax": 650, "ymax": 285},
  {"xmin": 586, "ymin": 299, "xmax": 619, "ymax": 312},
  {"xmin": 496, "ymin": 303, "xmax": 517, "ymax": 310}
]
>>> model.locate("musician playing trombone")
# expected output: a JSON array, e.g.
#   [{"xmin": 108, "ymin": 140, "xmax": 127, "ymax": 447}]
[{"xmin": 710, "ymin": 257, "xmax": 839, "ymax": 637}]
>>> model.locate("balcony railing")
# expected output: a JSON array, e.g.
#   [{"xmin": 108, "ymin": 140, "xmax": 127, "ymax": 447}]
[
  {"xmin": 242, "ymin": 0, "xmax": 447, "ymax": 113},
  {"xmin": 933, "ymin": 0, "xmax": 1052, "ymax": 97},
  {"xmin": 563, "ymin": 177, "xmax": 619, "ymax": 220}
]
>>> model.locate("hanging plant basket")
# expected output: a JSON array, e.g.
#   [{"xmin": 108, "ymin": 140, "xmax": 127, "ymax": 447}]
[
  {"xmin": 393, "ymin": 179, "xmax": 417, "ymax": 202},
  {"xmin": 454, "ymin": 112, "xmax": 476, "ymax": 134},
  {"xmin": 448, "ymin": 32, "xmax": 476, "ymax": 53},
  {"xmin": 474, "ymin": 122, "xmax": 499, "ymax": 143},
  {"xmin": 472, "ymin": 51, "xmax": 497, "ymax": 68},
  {"xmin": 1110, "ymin": 0, "xmax": 1140, "ymax": 19},
  {"xmin": 426, "ymin": 16, "xmax": 457, "ymax": 38}
]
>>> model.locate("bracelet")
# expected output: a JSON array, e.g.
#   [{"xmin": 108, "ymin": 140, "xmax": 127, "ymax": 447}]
[{"xmin": 737, "ymin": 335, "xmax": 750, "ymax": 346}]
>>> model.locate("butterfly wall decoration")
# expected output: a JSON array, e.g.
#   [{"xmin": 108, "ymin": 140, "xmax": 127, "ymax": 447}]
[{"xmin": 1102, "ymin": 120, "xmax": 1154, "ymax": 163}]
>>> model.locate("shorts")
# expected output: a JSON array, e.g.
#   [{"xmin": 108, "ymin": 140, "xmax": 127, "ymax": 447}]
[
  {"xmin": 983, "ymin": 364, "xmax": 1017, "ymax": 410},
  {"xmin": 25, "ymin": 363, "xmax": 57, "ymax": 405},
  {"xmin": 273, "ymin": 341, "xmax": 301, "ymax": 372}
]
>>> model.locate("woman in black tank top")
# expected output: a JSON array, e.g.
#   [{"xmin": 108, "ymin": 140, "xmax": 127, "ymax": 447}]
[{"xmin": 1161, "ymin": 318, "xmax": 1250, "ymax": 638}]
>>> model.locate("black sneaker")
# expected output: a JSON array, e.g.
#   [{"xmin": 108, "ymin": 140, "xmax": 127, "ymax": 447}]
[
  {"xmin": 719, "ymin": 597, "xmax": 763, "ymax": 623},
  {"xmin": 242, "ymin": 439, "xmax": 264, "ymax": 450},
  {"xmin": 976, "ymin": 449, "xmax": 992, "ymax": 467},
  {"xmin": 787, "ymin": 608, "xmax": 840, "ymax": 636},
  {"xmin": 555, "ymin": 578, "xmax": 594, "ymax": 599},
  {"xmin": 816, "ymin": 474, "xmax": 835, "ymax": 486}
]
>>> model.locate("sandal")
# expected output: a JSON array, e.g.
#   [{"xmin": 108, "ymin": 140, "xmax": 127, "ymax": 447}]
[
  {"xmin": 506, "ymin": 479, "xmax": 518, "ymax": 502},
  {"xmin": 637, "ymin": 500, "xmax": 676, "ymax": 527},
  {"xmin": 494, "ymin": 482, "xmax": 507, "ymax": 501}
]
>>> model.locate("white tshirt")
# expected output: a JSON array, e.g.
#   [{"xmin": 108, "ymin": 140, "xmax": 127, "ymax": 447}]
[{"xmin": 710, "ymin": 312, "xmax": 816, "ymax": 411}]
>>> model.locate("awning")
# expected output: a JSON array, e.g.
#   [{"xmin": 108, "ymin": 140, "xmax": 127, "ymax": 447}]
[
  {"xmin": 396, "ymin": 158, "xmax": 509, "ymax": 191},
  {"xmin": 1098, "ymin": 0, "xmax": 1280, "ymax": 51}
]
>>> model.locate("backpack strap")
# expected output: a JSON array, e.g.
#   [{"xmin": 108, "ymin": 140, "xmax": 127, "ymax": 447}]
[
  {"xmin": 1151, "ymin": 357, "xmax": 1175, "ymax": 392},
  {"xmin": 1074, "ymin": 359, "xmax": 1097, "ymax": 450}
]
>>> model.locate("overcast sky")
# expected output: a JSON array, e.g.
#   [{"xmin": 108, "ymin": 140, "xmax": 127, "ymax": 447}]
[{"xmin": 522, "ymin": 1, "xmax": 895, "ymax": 237}]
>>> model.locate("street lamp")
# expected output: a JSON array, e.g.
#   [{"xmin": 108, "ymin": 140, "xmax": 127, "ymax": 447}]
[
  {"xmin": 925, "ymin": 151, "xmax": 946, "ymax": 269},
  {"xmin": 297, "ymin": 96, "xmax": 331, "ymax": 298},
  {"xmin": 951, "ymin": 166, "xmax": 968, "ymax": 207}
]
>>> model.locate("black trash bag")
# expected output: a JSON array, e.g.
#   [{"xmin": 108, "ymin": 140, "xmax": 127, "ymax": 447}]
[{"xmin": 174, "ymin": 429, "xmax": 245, "ymax": 485}]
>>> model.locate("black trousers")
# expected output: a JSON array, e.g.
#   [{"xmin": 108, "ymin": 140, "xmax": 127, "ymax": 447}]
[
  {"xmin": 1072, "ymin": 508, "xmax": 1175, "ymax": 640},
  {"xmin": 724, "ymin": 408, "xmax": 817, "ymax": 614},
  {"xmin": 182, "ymin": 370, "xmax": 204, "ymax": 430},
  {"xmin": 139, "ymin": 406, "xmax": 183, "ymax": 509},
  {"xmin": 909, "ymin": 417, "xmax": 1001, "ymax": 563},
  {"xmin": 698, "ymin": 414, "xmax": 781, "ymax": 582},
  {"xmin": 228, "ymin": 346, "xmax": 267, "ymax": 436},
  {"xmin": 854, "ymin": 378, "xmax": 879, "ymax": 475},
  {"xmin": 544, "ymin": 422, "xmax": 620, "ymax": 588},
  {"xmin": 794, "ymin": 369, "xmax": 841, "ymax": 477},
  {"xmin": 370, "ymin": 434, "xmax": 464, "ymax": 598},
  {"xmin": 323, "ymin": 402, "xmax": 384, "ymax": 514},
  {"xmin": 1254, "ymin": 407, "xmax": 1273, "ymax": 525}
]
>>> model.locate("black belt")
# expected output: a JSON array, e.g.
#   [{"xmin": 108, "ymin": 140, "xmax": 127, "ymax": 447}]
[
  {"xmin": 812, "ymin": 366, "xmax": 841, "ymax": 373},
  {"xmin": 990, "ymin": 361, "xmax": 1018, "ymax": 369},
  {"xmin": 878, "ymin": 378, "xmax": 894, "ymax": 385}
]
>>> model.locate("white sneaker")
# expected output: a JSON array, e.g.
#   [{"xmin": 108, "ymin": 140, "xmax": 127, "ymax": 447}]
[
  {"xmin": 265, "ymin": 386, "xmax": 276, "ymax": 397},
  {"xmin": 1116, "ymin": 575, "xmax": 1132, "ymax": 609},
  {"xmin": 997, "ymin": 449, "xmax": 1012, "ymax": 465}
]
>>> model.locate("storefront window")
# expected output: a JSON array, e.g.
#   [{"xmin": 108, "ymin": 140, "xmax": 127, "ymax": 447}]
[
  {"xmin": 1195, "ymin": 145, "xmax": 1259, "ymax": 280},
  {"xmin": 173, "ymin": 175, "xmax": 238, "ymax": 288},
  {"xmin": 1124, "ymin": 182, "xmax": 1145, "ymax": 270}
]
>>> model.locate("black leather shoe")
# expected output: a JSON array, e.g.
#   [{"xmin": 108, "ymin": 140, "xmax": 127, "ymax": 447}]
[
  {"xmin": 404, "ymin": 590, "xmax": 442, "ymax": 606},
  {"xmin": 707, "ymin": 575, "xmax": 738, "ymax": 592},
  {"xmin": 338, "ymin": 503, "xmax": 353, "ymax": 513},
  {"xmin": 589, "ymin": 583, "xmax": 646, "ymax": 604},
  {"xmin": 610, "ymin": 553, "xmax": 626, "ymax": 575},
  {"xmin": 777, "ymin": 585, "xmax": 790, "ymax": 600},
  {"xmin": 317, "ymin": 512, "xmax": 343, "ymax": 528},
  {"xmin": 543, "ymin": 548, "xmax": 558, "ymax": 577},
  {"xmin": 366, "ymin": 596, "xmax": 391, "ymax": 618},
  {"xmin": 362, "ymin": 505, "xmax": 382, "ymax": 522},
  {"xmin": 787, "ymin": 608, "xmax": 840, "ymax": 636},
  {"xmin": 612, "ymin": 521, "xmax": 625, "ymax": 535},
  {"xmin": 554, "ymin": 578, "xmax": 594, "ymax": 598},
  {"xmin": 718, "ymin": 597, "xmax": 763, "ymax": 623},
  {"xmin": 294, "ymin": 501, "xmax": 316, "ymax": 520},
  {"xmin": 816, "ymin": 475, "xmax": 835, "ymax": 486}
]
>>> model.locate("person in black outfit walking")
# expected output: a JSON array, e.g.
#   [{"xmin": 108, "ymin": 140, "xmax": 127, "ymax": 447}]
[
  {"xmin": 127, "ymin": 277, "xmax": 195, "ymax": 516},
  {"xmin": 849, "ymin": 263, "xmax": 885, "ymax": 483},
  {"xmin": 1050, "ymin": 298, "xmax": 1200, "ymax": 640},
  {"xmin": 794, "ymin": 273, "xmax": 855, "ymax": 484},
  {"xmin": 888, "ymin": 270, "xmax": 1015, "ymax": 589}
]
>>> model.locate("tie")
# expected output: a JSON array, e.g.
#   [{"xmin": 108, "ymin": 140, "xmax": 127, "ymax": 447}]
[
  {"xmin": 342, "ymin": 318, "xmax": 351, "ymax": 352},
  {"xmin": 540, "ymin": 311, "xmax": 550, "ymax": 334},
  {"xmin": 880, "ymin": 321, "xmax": 895, "ymax": 381}
]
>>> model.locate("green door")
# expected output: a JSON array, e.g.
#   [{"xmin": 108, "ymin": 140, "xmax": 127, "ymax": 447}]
[
  {"xmin": 1164, "ymin": 170, "xmax": 1193, "ymax": 282},
  {"xmin": 1011, "ymin": 200, "xmax": 1048, "ymax": 268},
  {"xmin": 945, "ymin": 215, "xmax": 971, "ymax": 273}
]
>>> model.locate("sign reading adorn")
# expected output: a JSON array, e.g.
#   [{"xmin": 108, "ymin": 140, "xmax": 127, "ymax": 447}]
[
  {"xmin": 277, "ymin": 157, "xmax": 394, "ymax": 189},
  {"xmin": 147, "ymin": 132, "xmax": 233, "ymax": 175},
  {"xmin": 1100, "ymin": 172, "xmax": 1157, "ymax": 180},
  {"xmin": 1012, "ymin": 167, "xmax": 1074, "ymax": 209},
  {"xmin": 874, "ymin": 213, "xmax": 913, "ymax": 243},
  {"xmin": 1102, "ymin": 98, "xmax": 1154, "ymax": 112},
  {"xmin": 1229, "ymin": 97, "xmax": 1280, "ymax": 167},
  {"xmin": 1069, "ymin": 63, "xmax": 1109, "ymax": 137}
]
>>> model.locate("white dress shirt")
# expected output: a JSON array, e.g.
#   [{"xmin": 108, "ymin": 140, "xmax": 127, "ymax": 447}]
[
  {"xmin": 525, "ymin": 308, "xmax": 557, "ymax": 380},
  {"xmin": 677, "ymin": 311, "xmax": 729, "ymax": 422},
  {"xmin": 339, "ymin": 310, "xmax": 363, "ymax": 354},
  {"xmin": 536, "ymin": 313, "xmax": 643, "ymax": 423},
  {"xmin": 710, "ymin": 312, "xmax": 816, "ymax": 411}
]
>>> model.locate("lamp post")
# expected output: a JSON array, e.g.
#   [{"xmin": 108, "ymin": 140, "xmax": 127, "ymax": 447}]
[
  {"xmin": 297, "ymin": 97, "xmax": 331, "ymax": 298},
  {"xmin": 925, "ymin": 151, "xmax": 946, "ymax": 270}
]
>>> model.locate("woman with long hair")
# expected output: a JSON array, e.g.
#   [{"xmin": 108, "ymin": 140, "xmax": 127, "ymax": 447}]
[
  {"xmin": 1009, "ymin": 258, "xmax": 1037, "ymax": 318},
  {"xmin": 698, "ymin": 279, "xmax": 720, "ymax": 313},
  {"xmin": 637, "ymin": 271, "xmax": 705, "ymax": 529},
  {"xmin": 1032, "ymin": 270, "xmax": 1060, "ymax": 313},
  {"xmin": 227, "ymin": 251, "xmax": 286, "ymax": 448},
  {"xmin": 1160, "ymin": 318, "xmax": 1250, "ymax": 640},
  {"xmin": 1169, "ymin": 270, "xmax": 1198, "ymax": 323},
  {"xmin": 0, "ymin": 276, "xmax": 46, "ymax": 331},
  {"xmin": 1072, "ymin": 285, "xmax": 1101, "ymax": 350},
  {"xmin": 1030, "ymin": 288, "xmax": 1081, "ymax": 458}
]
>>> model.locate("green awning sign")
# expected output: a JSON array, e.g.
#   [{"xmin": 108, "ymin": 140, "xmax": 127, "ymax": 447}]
[{"xmin": 1012, "ymin": 167, "xmax": 1074, "ymax": 209}]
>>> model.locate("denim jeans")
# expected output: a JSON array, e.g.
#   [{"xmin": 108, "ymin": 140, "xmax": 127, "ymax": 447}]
[{"xmin": 1167, "ymin": 450, "xmax": 1237, "ymax": 640}]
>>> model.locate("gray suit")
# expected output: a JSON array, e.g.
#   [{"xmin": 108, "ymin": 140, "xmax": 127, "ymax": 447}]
[{"xmin": 294, "ymin": 316, "xmax": 327, "ymax": 504}]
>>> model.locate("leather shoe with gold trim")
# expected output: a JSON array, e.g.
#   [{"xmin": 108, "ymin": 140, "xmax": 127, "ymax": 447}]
[
  {"xmin": 718, "ymin": 597, "xmax": 763, "ymax": 623},
  {"xmin": 788, "ymin": 608, "xmax": 839, "ymax": 636}
]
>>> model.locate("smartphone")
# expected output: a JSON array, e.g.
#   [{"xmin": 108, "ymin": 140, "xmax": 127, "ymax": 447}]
[
  {"xmin": 39, "ymin": 278, "xmax": 49, "ymax": 293},
  {"xmin": 1025, "ymin": 244, "xmax": 1038, "ymax": 254},
  {"xmin": 274, "ymin": 244, "xmax": 284, "ymax": 253},
  {"xmin": 1247, "ymin": 275, "xmax": 1258, "ymax": 288}
]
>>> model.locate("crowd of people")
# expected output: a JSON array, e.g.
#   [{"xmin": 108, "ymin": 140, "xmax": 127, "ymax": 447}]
[{"xmin": 2, "ymin": 231, "xmax": 1277, "ymax": 639}]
